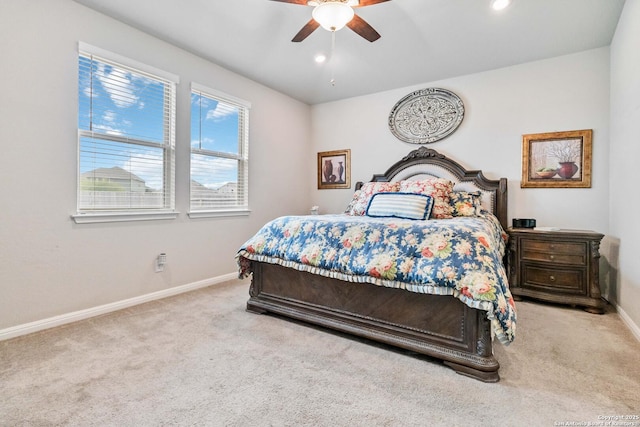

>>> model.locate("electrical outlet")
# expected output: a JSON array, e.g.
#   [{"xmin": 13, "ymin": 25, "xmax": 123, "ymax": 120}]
[{"xmin": 155, "ymin": 253, "xmax": 166, "ymax": 273}]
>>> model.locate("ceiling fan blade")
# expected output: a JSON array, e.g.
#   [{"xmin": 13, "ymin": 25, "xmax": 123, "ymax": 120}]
[
  {"xmin": 292, "ymin": 19, "xmax": 320, "ymax": 42},
  {"xmin": 268, "ymin": 0, "xmax": 309, "ymax": 5},
  {"xmin": 347, "ymin": 14, "xmax": 381, "ymax": 42},
  {"xmin": 353, "ymin": 0, "xmax": 390, "ymax": 7}
]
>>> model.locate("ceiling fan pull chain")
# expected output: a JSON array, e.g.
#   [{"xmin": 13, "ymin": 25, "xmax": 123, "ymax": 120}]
[{"xmin": 330, "ymin": 30, "xmax": 336, "ymax": 86}]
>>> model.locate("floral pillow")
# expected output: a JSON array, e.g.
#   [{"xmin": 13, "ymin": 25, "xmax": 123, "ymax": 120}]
[
  {"xmin": 450, "ymin": 191, "xmax": 482, "ymax": 217},
  {"xmin": 398, "ymin": 178, "xmax": 454, "ymax": 219},
  {"xmin": 344, "ymin": 181, "xmax": 401, "ymax": 216}
]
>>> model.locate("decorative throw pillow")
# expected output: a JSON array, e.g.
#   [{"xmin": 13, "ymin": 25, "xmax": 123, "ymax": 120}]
[
  {"xmin": 399, "ymin": 178, "xmax": 454, "ymax": 219},
  {"xmin": 344, "ymin": 182, "xmax": 401, "ymax": 216},
  {"xmin": 344, "ymin": 190, "xmax": 362, "ymax": 215},
  {"xmin": 450, "ymin": 191, "xmax": 483, "ymax": 217},
  {"xmin": 366, "ymin": 193, "xmax": 434, "ymax": 220}
]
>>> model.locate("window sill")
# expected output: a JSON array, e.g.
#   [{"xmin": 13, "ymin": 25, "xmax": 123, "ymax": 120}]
[
  {"xmin": 188, "ymin": 209, "xmax": 251, "ymax": 219},
  {"xmin": 71, "ymin": 211, "xmax": 179, "ymax": 224}
]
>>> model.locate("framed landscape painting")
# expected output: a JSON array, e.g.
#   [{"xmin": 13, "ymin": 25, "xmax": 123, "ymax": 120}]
[
  {"xmin": 317, "ymin": 149, "xmax": 350, "ymax": 189},
  {"xmin": 521, "ymin": 129, "xmax": 592, "ymax": 188}
]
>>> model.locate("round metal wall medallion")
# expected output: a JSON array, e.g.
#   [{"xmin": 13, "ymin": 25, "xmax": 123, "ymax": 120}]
[{"xmin": 388, "ymin": 88, "xmax": 465, "ymax": 144}]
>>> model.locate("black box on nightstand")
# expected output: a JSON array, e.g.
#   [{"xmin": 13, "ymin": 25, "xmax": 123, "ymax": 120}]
[{"xmin": 512, "ymin": 218, "xmax": 536, "ymax": 228}]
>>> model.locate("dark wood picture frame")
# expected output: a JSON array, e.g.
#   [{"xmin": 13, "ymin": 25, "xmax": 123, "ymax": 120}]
[
  {"xmin": 521, "ymin": 129, "xmax": 592, "ymax": 188},
  {"xmin": 317, "ymin": 149, "xmax": 350, "ymax": 189}
]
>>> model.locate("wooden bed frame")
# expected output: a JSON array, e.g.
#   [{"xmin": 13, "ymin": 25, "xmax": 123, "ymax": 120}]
[{"xmin": 246, "ymin": 147, "xmax": 508, "ymax": 382}]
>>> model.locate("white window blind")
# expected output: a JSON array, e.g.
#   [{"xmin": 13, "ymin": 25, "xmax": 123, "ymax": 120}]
[
  {"xmin": 189, "ymin": 83, "xmax": 250, "ymax": 216},
  {"xmin": 76, "ymin": 43, "xmax": 177, "ymax": 219}
]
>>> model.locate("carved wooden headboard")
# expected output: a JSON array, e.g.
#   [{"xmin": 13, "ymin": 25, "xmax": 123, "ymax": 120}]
[{"xmin": 356, "ymin": 147, "xmax": 508, "ymax": 229}]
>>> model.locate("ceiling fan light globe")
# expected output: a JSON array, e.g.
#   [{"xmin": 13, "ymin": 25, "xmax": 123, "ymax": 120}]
[
  {"xmin": 312, "ymin": 2, "xmax": 355, "ymax": 32},
  {"xmin": 491, "ymin": 0, "xmax": 511, "ymax": 11}
]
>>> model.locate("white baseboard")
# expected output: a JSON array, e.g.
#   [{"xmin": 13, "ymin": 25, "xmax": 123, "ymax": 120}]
[
  {"xmin": 0, "ymin": 272, "xmax": 240, "ymax": 342},
  {"xmin": 616, "ymin": 304, "xmax": 640, "ymax": 342}
]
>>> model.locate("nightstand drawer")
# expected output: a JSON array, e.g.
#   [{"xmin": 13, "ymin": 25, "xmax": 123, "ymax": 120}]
[
  {"xmin": 522, "ymin": 265, "xmax": 586, "ymax": 294},
  {"xmin": 521, "ymin": 240, "xmax": 587, "ymax": 265}
]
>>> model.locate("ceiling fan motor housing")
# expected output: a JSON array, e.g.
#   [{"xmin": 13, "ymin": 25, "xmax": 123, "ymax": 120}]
[{"xmin": 272, "ymin": 0, "xmax": 389, "ymax": 42}]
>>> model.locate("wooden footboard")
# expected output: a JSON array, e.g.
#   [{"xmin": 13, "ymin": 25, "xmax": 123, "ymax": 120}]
[{"xmin": 246, "ymin": 262, "xmax": 500, "ymax": 382}]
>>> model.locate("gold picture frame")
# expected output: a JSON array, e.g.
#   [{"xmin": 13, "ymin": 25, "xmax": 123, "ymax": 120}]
[
  {"xmin": 521, "ymin": 129, "xmax": 592, "ymax": 188},
  {"xmin": 317, "ymin": 149, "xmax": 351, "ymax": 189}
]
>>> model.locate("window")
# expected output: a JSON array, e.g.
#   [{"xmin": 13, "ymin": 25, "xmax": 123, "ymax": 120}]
[
  {"xmin": 189, "ymin": 83, "xmax": 250, "ymax": 217},
  {"xmin": 74, "ymin": 43, "xmax": 178, "ymax": 223}
]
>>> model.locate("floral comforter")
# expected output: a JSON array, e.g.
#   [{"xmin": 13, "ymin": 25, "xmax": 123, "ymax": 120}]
[{"xmin": 237, "ymin": 213, "xmax": 516, "ymax": 344}]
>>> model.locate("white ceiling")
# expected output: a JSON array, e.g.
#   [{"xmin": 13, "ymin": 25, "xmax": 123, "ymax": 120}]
[{"xmin": 73, "ymin": 0, "xmax": 625, "ymax": 105}]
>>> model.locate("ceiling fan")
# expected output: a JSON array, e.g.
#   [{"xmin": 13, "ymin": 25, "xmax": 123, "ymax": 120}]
[{"xmin": 270, "ymin": 0, "xmax": 390, "ymax": 43}]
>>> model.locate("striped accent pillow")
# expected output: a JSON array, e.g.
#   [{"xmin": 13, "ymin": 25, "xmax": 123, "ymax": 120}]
[{"xmin": 365, "ymin": 192, "xmax": 434, "ymax": 220}]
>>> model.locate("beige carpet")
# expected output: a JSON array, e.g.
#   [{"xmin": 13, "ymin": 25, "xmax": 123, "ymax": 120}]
[{"xmin": 1, "ymin": 279, "xmax": 639, "ymax": 426}]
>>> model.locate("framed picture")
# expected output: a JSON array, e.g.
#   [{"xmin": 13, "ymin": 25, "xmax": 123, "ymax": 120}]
[
  {"xmin": 521, "ymin": 129, "xmax": 592, "ymax": 188},
  {"xmin": 317, "ymin": 149, "xmax": 351, "ymax": 189}
]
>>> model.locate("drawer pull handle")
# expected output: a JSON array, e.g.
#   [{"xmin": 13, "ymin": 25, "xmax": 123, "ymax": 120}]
[
  {"xmin": 549, "ymin": 275, "xmax": 556, "ymax": 282},
  {"xmin": 549, "ymin": 255, "xmax": 555, "ymax": 260}
]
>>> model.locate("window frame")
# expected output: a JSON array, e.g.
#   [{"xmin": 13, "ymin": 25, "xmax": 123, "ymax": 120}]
[
  {"xmin": 188, "ymin": 82, "xmax": 251, "ymax": 218},
  {"xmin": 72, "ymin": 43, "xmax": 179, "ymax": 224}
]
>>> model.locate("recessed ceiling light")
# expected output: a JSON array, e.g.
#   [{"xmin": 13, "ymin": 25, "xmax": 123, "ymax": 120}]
[
  {"xmin": 491, "ymin": 0, "xmax": 511, "ymax": 11},
  {"xmin": 314, "ymin": 53, "xmax": 327, "ymax": 64}
]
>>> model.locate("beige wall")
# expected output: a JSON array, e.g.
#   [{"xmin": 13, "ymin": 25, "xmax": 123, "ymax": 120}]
[
  {"xmin": 609, "ymin": 0, "xmax": 640, "ymax": 336},
  {"xmin": 0, "ymin": 0, "xmax": 312, "ymax": 330}
]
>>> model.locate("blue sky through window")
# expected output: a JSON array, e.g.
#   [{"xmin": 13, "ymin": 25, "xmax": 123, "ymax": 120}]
[
  {"xmin": 79, "ymin": 54, "xmax": 243, "ymax": 192},
  {"xmin": 190, "ymin": 93, "xmax": 240, "ymax": 155},
  {"xmin": 190, "ymin": 92, "xmax": 242, "ymax": 188},
  {"xmin": 78, "ymin": 55, "xmax": 167, "ymax": 190},
  {"xmin": 79, "ymin": 56, "xmax": 167, "ymax": 142}
]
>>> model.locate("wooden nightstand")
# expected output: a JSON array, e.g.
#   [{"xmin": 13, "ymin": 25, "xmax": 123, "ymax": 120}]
[{"xmin": 507, "ymin": 228, "xmax": 605, "ymax": 314}]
